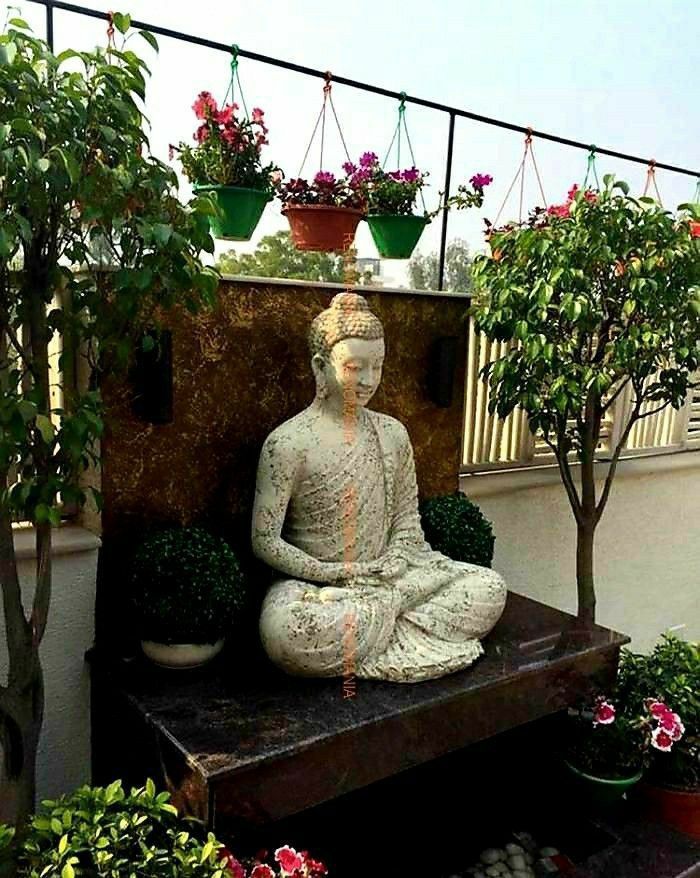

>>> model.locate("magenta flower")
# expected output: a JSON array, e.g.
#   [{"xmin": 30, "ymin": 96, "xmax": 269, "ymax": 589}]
[
  {"xmin": 388, "ymin": 170, "xmax": 403, "ymax": 181},
  {"xmin": 194, "ymin": 123, "xmax": 209, "ymax": 144},
  {"xmin": 470, "ymin": 173, "xmax": 493, "ymax": 189},
  {"xmin": 250, "ymin": 866, "xmax": 275, "ymax": 878},
  {"xmin": 359, "ymin": 151, "xmax": 379, "ymax": 168},
  {"xmin": 342, "ymin": 161, "xmax": 357, "ymax": 175},
  {"xmin": 592, "ymin": 698, "xmax": 616, "ymax": 726},
  {"xmin": 275, "ymin": 846, "xmax": 304, "ymax": 874},
  {"xmin": 402, "ymin": 167, "xmax": 420, "ymax": 183},
  {"xmin": 216, "ymin": 103, "xmax": 237, "ymax": 125},
  {"xmin": 651, "ymin": 727, "xmax": 675, "ymax": 752},
  {"xmin": 314, "ymin": 170, "xmax": 336, "ymax": 186},
  {"xmin": 251, "ymin": 107, "xmax": 265, "ymax": 124}
]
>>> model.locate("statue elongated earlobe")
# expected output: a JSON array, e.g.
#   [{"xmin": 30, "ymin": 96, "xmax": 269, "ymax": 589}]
[{"xmin": 312, "ymin": 354, "xmax": 329, "ymax": 400}]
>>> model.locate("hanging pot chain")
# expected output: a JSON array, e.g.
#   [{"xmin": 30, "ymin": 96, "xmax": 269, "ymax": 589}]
[
  {"xmin": 298, "ymin": 72, "xmax": 352, "ymax": 178},
  {"xmin": 583, "ymin": 145, "xmax": 601, "ymax": 190},
  {"xmin": 494, "ymin": 128, "xmax": 547, "ymax": 226},
  {"xmin": 222, "ymin": 44, "xmax": 250, "ymax": 119},
  {"xmin": 643, "ymin": 159, "xmax": 663, "ymax": 204}
]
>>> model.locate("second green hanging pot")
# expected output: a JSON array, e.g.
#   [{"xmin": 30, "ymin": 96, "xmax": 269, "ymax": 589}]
[
  {"xmin": 367, "ymin": 214, "xmax": 429, "ymax": 259},
  {"xmin": 194, "ymin": 185, "xmax": 270, "ymax": 241}
]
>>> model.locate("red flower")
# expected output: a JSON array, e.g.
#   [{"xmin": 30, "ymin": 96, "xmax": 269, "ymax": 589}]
[
  {"xmin": 648, "ymin": 700, "xmax": 671, "ymax": 719},
  {"xmin": 216, "ymin": 103, "xmax": 238, "ymax": 125},
  {"xmin": 583, "ymin": 189, "xmax": 597, "ymax": 202},
  {"xmin": 222, "ymin": 126, "xmax": 239, "ymax": 146},
  {"xmin": 275, "ymin": 846, "xmax": 304, "ymax": 875},
  {"xmin": 651, "ymin": 727, "xmax": 674, "ymax": 752},
  {"xmin": 567, "ymin": 184, "xmax": 580, "ymax": 201},
  {"xmin": 593, "ymin": 698, "xmax": 616, "ymax": 726},
  {"xmin": 193, "ymin": 90, "xmax": 217, "ymax": 120},
  {"xmin": 219, "ymin": 847, "xmax": 246, "ymax": 878},
  {"xmin": 194, "ymin": 124, "xmax": 209, "ymax": 144},
  {"xmin": 690, "ymin": 221, "xmax": 700, "ymax": 238},
  {"xmin": 252, "ymin": 107, "xmax": 265, "ymax": 124},
  {"xmin": 547, "ymin": 203, "xmax": 570, "ymax": 218},
  {"xmin": 251, "ymin": 866, "xmax": 275, "ymax": 878}
]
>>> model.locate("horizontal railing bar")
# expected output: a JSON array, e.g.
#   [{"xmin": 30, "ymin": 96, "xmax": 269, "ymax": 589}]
[{"xmin": 27, "ymin": 0, "xmax": 700, "ymax": 178}]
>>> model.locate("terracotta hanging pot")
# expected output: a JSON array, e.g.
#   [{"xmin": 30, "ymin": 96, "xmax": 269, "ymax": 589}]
[{"xmin": 283, "ymin": 204, "xmax": 365, "ymax": 252}]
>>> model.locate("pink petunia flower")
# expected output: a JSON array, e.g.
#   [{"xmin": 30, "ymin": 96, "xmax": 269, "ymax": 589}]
[
  {"xmin": 216, "ymin": 104, "xmax": 237, "ymax": 125},
  {"xmin": 359, "ymin": 151, "xmax": 378, "ymax": 168},
  {"xmin": 470, "ymin": 173, "xmax": 493, "ymax": 189},
  {"xmin": 314, "ymin": 171, "xmax": 336, "ymax": 186},
  {"xmin": 342, "ymin": 161, "xmax": 357, "ymax": 175},
  {"xmin": 547, "ymin": 202, "xmax": 570, "ymax": 218},
  {"xmin": 193, "ymin": 90, "xmax": 217, "ymax": 120},
  {"xmin": 593, "ymin": 699, "xmax": 616, "ymax": 726},
  {"xmin": 275, "ymin": 846, "xmax": 304, "ymax": 874},
  {"xmin": 194, "ymin": 124, "xmax": 209, "ymax": 144},
  {"xmin": 251, "ymin": 107, "xmax": 265, "ymax": 124},
  {"xmin": 651, "ymin": 727, "xmax": 675, "ymax": 752},
  {"xmin": 402, "ymin": 167, "xmax": 420, "ymax": 183}
]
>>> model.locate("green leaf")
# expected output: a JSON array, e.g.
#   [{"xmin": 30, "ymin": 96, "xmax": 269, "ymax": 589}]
[
  {"xmin": 35, "ymin": 414, "xmax": 55, "ymax": 444},
  {"xmin": 50, "ymin": 818, "xmax": 63, "ymax": 835},
  {"xmin": 139, "ymin": 30, "xmax": 159, "ymax": 52},
  {"xmin": 0, "ymin": 42, "xmax": 17, "ymax": 66},
  {"xmin": 0, "ymin": 123, "xmax": 10, "ymax": 146},
  {"xmin": 36, "ymin": 157, "xmax": 50, "ymax": 173},
  {"xmin": 61, "ymin": 864, "xmax": 75, "ymax": 878},
  {"xmin": 152, "ymin": 223, "xmax": 172, "ymax": 245},
  {"xmin": 112, "ymin": 12, "xmax": 131, "ymax": 34},
  {"xmin": 201, "ymin": 841, "xmax": 214, "ymax": 863},
  {"xmin": 8, "ymin": 17, "xmax": 30, "ymax": 29},
  {"xmin": 58, "ymin": 834, "xmax": 68, "ymax": 855}
]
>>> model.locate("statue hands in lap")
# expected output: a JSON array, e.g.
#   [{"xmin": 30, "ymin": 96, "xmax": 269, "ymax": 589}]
[{"xmin": 252, "ymin": 292, "xmax": 507, "ymax": 683}]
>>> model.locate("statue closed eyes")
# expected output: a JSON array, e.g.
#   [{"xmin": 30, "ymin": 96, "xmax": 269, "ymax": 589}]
[{"xmin": 251, "ymin": 292, "xmax": 507, "ymax": 683}]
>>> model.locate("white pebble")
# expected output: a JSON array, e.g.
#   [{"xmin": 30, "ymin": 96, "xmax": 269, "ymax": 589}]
[
  {"xmin": 539, "ymin": 847, "xmax": 559, "ymax": 858},
  {"xmin": 481, "ymin": 849, "xmax": 504, "ymax": 865},
  {"xmin": 524, "ymin": 853, "xmax": 534, "ymax": 864},
  {"xmin": 508, "ymin": 855, "xmax": 527, "ymax": 871},
  {"xmin": 505, "ymin": 844, "xmax": 525, "ymax": 856},
  {"xmin": 486, "ymin": 866, "xmax": 501, "ymax": 877},
  {"xmin": 512, "ymin": 872, "xmax": 530, "ymax": 878}
]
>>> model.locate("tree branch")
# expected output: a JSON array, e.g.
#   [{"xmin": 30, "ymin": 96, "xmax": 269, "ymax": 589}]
[
  {"xmin": 543, "ymin": 433, "xmax": 584, "ymax": 526},
  {"xmin": 595, "ymin": 397, "xmax": 643, "ymax": 524}
]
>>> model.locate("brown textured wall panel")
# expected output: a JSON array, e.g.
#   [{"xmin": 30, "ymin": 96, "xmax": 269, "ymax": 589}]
[{"xmin": 98, "ymin": 280, "xmax": 468, "ymax": 649}]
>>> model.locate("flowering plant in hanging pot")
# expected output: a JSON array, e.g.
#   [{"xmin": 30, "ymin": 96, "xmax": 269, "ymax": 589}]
[
  {"xmin": 276, "ymin": 168, "xmax": 366, "ymax": 252},
  {"xmin": 173, "ymin": 91, "xmax": 282, "ymax": 241}
]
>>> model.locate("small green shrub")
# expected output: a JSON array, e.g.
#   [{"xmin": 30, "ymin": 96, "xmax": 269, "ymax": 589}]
[
  {"xmin": 11, "ymin": 780, "xmax": 226, "ymax": 877},
  {"xmin": 616, "ymin": 635, "xmax": 700, "ymax": 791},
  {"xmin": 419, "ymin": 491, "xmax": 495, "ymax": 568},
  {"xmin": 132, "ymin": 527, "xmax": 246, "ymax": 644}
]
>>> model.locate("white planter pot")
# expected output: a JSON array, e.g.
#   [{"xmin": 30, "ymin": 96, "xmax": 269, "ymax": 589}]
[{"xmin": 141, "ymin": 639, "xmax": 225, "ymax": 669}]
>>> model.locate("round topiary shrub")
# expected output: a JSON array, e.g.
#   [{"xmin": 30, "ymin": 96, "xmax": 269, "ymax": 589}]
[
  {"xmin": 132, "ymin": 526, "xmax": 246, "ymax": 645},
  {"xmin": 419, "ymin": 491, "xmax": 495, "ymax": 568}
]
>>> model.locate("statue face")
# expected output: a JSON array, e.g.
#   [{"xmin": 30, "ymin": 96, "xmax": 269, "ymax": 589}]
[{"xmin": 319, "ymin": 337, "xmax": 385, "ymax": 408}]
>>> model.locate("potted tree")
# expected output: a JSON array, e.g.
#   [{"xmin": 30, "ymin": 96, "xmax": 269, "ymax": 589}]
[
  {"xmin": 174, "ymin": 92, "xmax": 281, "ymax": 241},
  {"xmin": 471, "ymin": 178, "xmax": 700, "ymax": 626},
  {"xmin": 132, "ymin": 527, "xmax": 247, "ymax": 669},
  {"xmin": 0, "ymin": 18, "xmax": 218, "ymax": 826},
  {"xmin": 276, "ymin": 167, "xmax": 366, "ymax": 252},
  {"xmin": 618, "ymin": 636, "xmax": 700, "ymax": 838}
]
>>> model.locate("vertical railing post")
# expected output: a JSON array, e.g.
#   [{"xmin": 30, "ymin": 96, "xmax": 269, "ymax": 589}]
[
  {"xmin": 45, "ymin": 0, "xmax": 54, "ymax": 49},
  {"xmin": 438, "ymin": 111, "xmax": 456, "ymax": 291}
]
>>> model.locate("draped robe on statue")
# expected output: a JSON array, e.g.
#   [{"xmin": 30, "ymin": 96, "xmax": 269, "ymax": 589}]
[{"xmin": 259, "ymin": 409, "xmax": 507, "ymax": 683}]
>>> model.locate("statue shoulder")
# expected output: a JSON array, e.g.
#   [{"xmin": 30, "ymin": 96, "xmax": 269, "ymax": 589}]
[
  {"xmin": 366, "ymin": 410, "xmax": 412, "ymax": 449},
  {"xmin": 260, "ymin": 413, "xmax": 310, "ymax": 463}
]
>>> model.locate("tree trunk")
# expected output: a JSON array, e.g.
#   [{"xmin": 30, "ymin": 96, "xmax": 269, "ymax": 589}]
[{"xmin": 576, "ymin": 518, "xmax": 597, "ymax": 628}]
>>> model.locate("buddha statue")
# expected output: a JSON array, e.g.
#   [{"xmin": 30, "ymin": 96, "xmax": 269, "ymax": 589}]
[{"xmin": 251, "ymin": 292, "xmax": 507, "ymax": 683}]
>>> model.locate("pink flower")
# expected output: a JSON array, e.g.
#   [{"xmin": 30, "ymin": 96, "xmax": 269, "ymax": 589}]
[
  {"xmin": 255, "ymin": 132, "xmax": 269, "ymax": 147},
  {"xmin": 275, "ymin": 846, "xmax": 304, "ymax": 874},
  {"xmin": 219, "ymin": 848, "xmax": 246, "ymax": 878},
  {"xmin": 388, "ymin": 170, "xmax": 403, "ymax": 181},
  {"xmin": 567, "ymin": 183, "xmax": 580, "ymax": 201},
  {"xmin": 314, "ymin": 171, "xmax": 336, "ymax": 186},
  {"xmin": 470, "ymin": 173, "xmax": 493, "ymax": 189},
  {"xmin": 168, "ymin": 144, "xmax": 175, "ymax": 160},
  {"xmin": 271, "ymin": 169, "xmax": 283, "ymax": 185},
  {"xmin": 402, "ymin": 167, "xmax": 420, "ymax": 183},
  {"xmin": 583, "ymin": 189, "xmax": 597, "ymax": 202},
  {"xmin": 342, "ymin": 161, "xmax": 357, "ymax": 175},
  {"xmin": 251, "ymin": 866, "xmax": 275, "ymax": 878},
  {"xmin": 547, "ymin": 202, "xmax": 570, "ymax": 218},
  {"xmin": 593, "ymin": 699, "xmax": 616, "ymax": 726},
  {"xmin": 651, "ymin": 727, "xmax": 675, "ymax": 752},
  {"xmin": 359, "ymin": 151, "xmax": 378, "ymax": 168},
  {"xmin": 252, "ymin": 107, "xmax": 265, "ymax": 124},
  {"xmin": 301, "ymin": 853, "xmax": 328, "ymax": 877},
  {"xmin": 193, "ymin": 90, "xmax": 217, "ymax": 120},
  {"xmin": 216, "ymin": 103, "xmax": 237, "ymax": 125},
  {"xmin": 194, "ymin": 124, "xmax": 209, "ymax": 144},
  {"xmin": 221, "ymin": 126, "xmax": 239, "ymax": 146},
  {"xmin": 648, "ymin": 700, "xmax": 671, "ymax": 720},
  {"xmin": 690, "ymin": 221, "xmax": 700, "ymax": 238}
]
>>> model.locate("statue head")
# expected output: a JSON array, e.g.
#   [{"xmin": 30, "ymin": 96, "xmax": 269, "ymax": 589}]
[{"xmin": 308, "ymin": 292, "xmax": 385, "ymax": 408}]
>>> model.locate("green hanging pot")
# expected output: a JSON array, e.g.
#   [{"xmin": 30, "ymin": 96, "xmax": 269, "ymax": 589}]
[
  {"xmin": 193, "ymin": 184, "xmax": 270, "ymax": 241},
  {"xmin": 563, "ymin": 760, "xmax": 643, "ymax": 810},
  {"xmin": 367, "ymin": 214, "xmax": 429, "ymax": 259}
]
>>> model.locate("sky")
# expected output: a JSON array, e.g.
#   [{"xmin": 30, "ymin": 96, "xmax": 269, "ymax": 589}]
[{"xmin": 13, "ymin": 0, "xmax": 700, "ymax": 285}]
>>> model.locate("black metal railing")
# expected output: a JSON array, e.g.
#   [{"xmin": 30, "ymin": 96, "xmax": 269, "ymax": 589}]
[{"xmin": 25, "ymin": 0, "xmax": 700, "ymax": 290}]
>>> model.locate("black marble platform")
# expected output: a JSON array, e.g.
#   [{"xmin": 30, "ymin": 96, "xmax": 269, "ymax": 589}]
[{"xmin": 91, "ymin": 592, "xmax": 628, "ymax": 835}]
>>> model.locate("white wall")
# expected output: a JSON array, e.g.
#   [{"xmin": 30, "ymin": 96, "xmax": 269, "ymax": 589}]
[
  {"xmin": 462, "ymin": 452, "xmax": 700, "ymax": 651},
  {"xmin": 1, "ymin": 527, "xmax": 99, "ymax": 807}
]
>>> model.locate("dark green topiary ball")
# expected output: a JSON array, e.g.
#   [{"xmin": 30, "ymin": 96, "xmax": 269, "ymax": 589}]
[
  {"xmin": 419, "ymin": 491, "xmax": 495, "ymax": 568},
  {"xmin": 131, "ymin": 526, "xmax": 246, "ymax": 644}
]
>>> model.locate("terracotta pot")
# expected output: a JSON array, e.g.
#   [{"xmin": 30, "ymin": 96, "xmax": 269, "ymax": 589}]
[
  {"xmin": 636, "ymin": 782, "xmax": 700, "ymax": 839},
  {"xmin": 141, "ymin": 639, "xmax": 224, "ymax": 669},
  {"xmin": 282, "ymin": 204, "xmax": 364, "ymax": 252}
]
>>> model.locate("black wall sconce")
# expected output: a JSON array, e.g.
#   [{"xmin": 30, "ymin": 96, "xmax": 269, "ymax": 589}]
[
  {"xmin": 427, "ymin": 336, "xmax": 459, "ymax": 408},
  {"xmin": 131, "ymin": 329, "xmax": 173, "ymax": 424}
]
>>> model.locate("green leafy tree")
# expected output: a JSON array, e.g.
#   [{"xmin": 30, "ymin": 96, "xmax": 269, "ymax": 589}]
[
  {"xmin": 471, "ymin": 178, "xmax": 700, "ymax": 625},
  {"xmin": 218, "ymin": 230, "xmax": 374, "ymax": 284},
  {"xmin": 0, "ymin": 17, "xmax": 218, "ymax": 825},
  {"xmin": 408, "ymin": 238, "xmax": 473, "ymax": 292}
]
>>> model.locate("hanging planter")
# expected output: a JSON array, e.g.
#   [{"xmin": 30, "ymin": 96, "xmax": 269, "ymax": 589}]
[
  {"xmin": 277, "ymin": 74, "xmax": 365, "ymax": 252},
  {"xmin": 193, "ymin": 184, "xmax": 270, "ymax": 241},
  {"xmin": 173, "ymin": 48, "xmax": 281, "ymax": 241},
  {"xmin": 282, "ymin": 202, "xmax": 365, "ymax": 252},
  {"xmin": 367, "ymin": 213, "xmax": 429, "ymax": 258}
]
